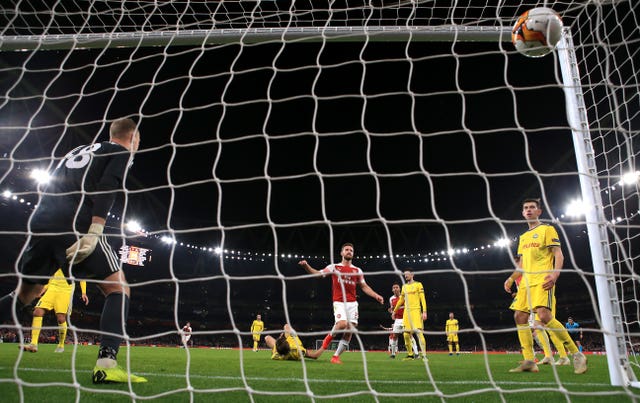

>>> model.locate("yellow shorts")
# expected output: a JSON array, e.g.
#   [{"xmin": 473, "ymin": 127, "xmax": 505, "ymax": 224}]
[
  {"xmin": 447, "ymin": 334, "xmax": 459, "ymax": 343},
  {"xmin": 35, "ymin": 289, "xmax": 72, "ymax": 314},
  {"xmin": 510, "ymin": 283, "xmax": 554, "ymax": 313},
  {"xmin": 253, "ymin": 333, "xmax": 261, "ymax": 342},
  {"xmin": 402, "ymin": 309, "xmax": 423, "ymax": 331}
]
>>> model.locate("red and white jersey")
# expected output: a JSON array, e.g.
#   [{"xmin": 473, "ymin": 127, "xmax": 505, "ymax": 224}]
[
  {"xmin": 389, "ymin": 295, "xmax": 405, "ymax": 317},
  {"xmin": 321, "ymin": 263, "xmax": 364, "ymax": 302},
  {"xmin": 182, "ymin": 325, "xmax": 192, "ymax": 335}
]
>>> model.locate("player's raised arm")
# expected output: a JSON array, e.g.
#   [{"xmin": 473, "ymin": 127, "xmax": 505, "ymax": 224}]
[
  {"xmin": 298, "ymin": 260, "xmax": 322, "ymax": 276},
  {"xmin": 360, "ymin": 282, "xmax": 384, "ymax": 304}
]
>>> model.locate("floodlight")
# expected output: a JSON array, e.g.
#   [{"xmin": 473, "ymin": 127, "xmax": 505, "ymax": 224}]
[
  {"xmin": 494, "ymin": 238, "xmax": 511, "ymax": 248},
  {"xmin": 30, "ymin": 169, "xmax": 51, "ymax": 184},
  {"xmin": 621, "ymin": 171, "xmax": 640, "ymax": 185},
  {"xmin": 161, "ymin": 236, "xmax": 175, "ymax": 244},
  {"xmin": 126, "ymin": 220, "xmax": 142, "ymax": 233},
  {"xmin": 565, "ymin": 198, "xmax": 590, "ymax": 217},
  {"xmin": 2, "ymin": 190, "xmax": 11, "ymax": 198}
]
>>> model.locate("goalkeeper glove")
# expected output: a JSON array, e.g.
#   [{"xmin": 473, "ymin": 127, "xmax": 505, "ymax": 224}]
[{"xmin": 66, "ymin": 223, "xmax": 104, "ymax": 264}]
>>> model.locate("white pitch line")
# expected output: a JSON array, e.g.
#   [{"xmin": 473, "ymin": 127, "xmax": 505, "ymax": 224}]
[{"xmin": 0, "ymin": 366, "xmax": 612, "ymax": 388}]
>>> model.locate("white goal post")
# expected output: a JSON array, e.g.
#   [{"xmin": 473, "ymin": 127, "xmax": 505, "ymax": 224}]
[{"xmin": 1, "ymin": 0, "xmax": 639, "ymax": 396}]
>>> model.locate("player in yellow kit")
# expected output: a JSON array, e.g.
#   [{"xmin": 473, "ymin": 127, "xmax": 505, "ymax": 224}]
[
  {"xmin": 22, "ymin": 268, "xmax": 88, "ymax": 353},
  {"xmin": 266, "ymin": 324, "xmax": 326, "ymax": 361},
  {"xmin": 392, "ymin": 269, "xmax": 427, "ymax": 361},
  {"xmin": 504, "ymin": 198, "xmax": 587, "ymax": 374},
  {"xmin": 251, "ymin": 314, "xmax": 265, "ymax": 352},
  {"xmin": 445, "ymin": 312, "xmax": 460, "ymax": 355}
]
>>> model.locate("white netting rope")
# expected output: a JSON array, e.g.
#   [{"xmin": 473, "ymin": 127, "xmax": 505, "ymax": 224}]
[{"xmin": 1, "ymin": 1, "xmax": 639, "ymax": 401}]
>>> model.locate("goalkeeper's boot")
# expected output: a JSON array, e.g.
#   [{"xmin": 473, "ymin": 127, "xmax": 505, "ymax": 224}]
[
  {"xmin": 555, "ymin": 356, "xmax": 570, "ymax": 366},
  {"xmin": 21, "ymin": 344, "xmax": 37, "ymax": 353},
  {"xmin": 92, "ymin": 365, "xmax": 148, "ymax": 384},
  {"xmin": 402, "ymin": 355, "xmax": 415, "ymax": 361},
  {"xmin": 509, "ymin": 360, "xmax": 539, "ymax": 373},
  {"xmin": 330, "ymin": 356, "xmax": 343, "ymax": 365},
  {"xmin": 321, "ymin": 334, "xmax": 333, "ymax": 350},
  {"xmin": 572, "ymin": 352, "xmax": 588, "ymax": 374},
  {"xmin": 539, "ymin": 356, "xmax": 554, "ymax": 365}
]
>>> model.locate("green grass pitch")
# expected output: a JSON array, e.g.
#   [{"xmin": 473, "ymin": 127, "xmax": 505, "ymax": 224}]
[{"xmin": 0, "ymin": 344, "xmax": 638, "ymax": 402}]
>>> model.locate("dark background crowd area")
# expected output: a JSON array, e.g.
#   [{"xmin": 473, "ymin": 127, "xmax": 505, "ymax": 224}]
[{"xmin": 0, "ymin": 220, "xmax": 608, "ymax": 353}]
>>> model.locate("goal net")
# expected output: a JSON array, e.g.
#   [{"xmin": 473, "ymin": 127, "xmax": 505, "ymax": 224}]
[{"xmin": 1, "ymin": 0, "xmax": 639, "ymax": 400}]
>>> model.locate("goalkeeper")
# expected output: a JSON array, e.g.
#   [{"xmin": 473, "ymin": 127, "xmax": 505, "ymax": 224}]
[
  {"xmin": 0, "ymin": 118, "xmax": 146, "ymax": 383},
  {"xmin": 266, "ymin": 324, "xmax": 327, "ymax": 361}
]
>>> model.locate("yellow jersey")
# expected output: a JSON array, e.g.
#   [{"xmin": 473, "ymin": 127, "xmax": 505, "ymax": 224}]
[
  {"xmin": 394, "ymin": 281, "xmax": 426, "ymax": 313},
  {"xmin": 251, "ymin": 320, "xmax": 264, "ymax": 333},
  {"xmin": 271, "ymin": 334, "xmax": 306, "ymax": 360},
  {"xmin": 517, "ymin": 224, "xmax": 561, "ymax": 286},
  {"xmin": 445, "ymin": 319, "xmax": 459, "ymax": 334},
  {"xmin": 45, "ymin": 269, "xmax": 86, "ymax": 294}
]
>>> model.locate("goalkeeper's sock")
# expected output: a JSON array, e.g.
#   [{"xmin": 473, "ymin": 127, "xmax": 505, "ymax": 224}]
[
  {"xmin": 448, "ymin": 343, "xmax": 453, "ymax": 354},
  {"xmin": 455, "ymin": 343, "xmax": 460, "ymax": 353},
  {"xmin": 58, "ymin": 321, "xmax": 68, "ymax": 347},
  {"xmin": 98, "ymin": 293, "xmax": 129, "ymax": 361},
  {"xmin": 517, "ymin": 324, "xmax": 535, "ymax": 361},
  {"xmin": 545, "ymin": 319, "xmax": 579, "ymax": 354},
  {"xmin": 31, "ymin": 316, "xmax": 43, "ymax": 346},
  {"xmin": 253, "ymin": 341, "xmax": 258, "ymax": 351},
  {"xmin": 334, "ymin": 339, "xmax": 349, "ymax": 356},
  {"xmin": 0, "ymin": 291, "xmax": 26, "ymax": 323}
]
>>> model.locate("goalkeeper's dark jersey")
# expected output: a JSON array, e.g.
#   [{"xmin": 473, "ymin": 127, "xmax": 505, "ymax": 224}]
[{"xmin": 30, "ymin": 141, "xmax": 131, "ymax": 233}]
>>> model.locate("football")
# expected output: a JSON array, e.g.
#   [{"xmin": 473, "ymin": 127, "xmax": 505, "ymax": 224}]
[{"xmin": 512, "ymin": 7, "xmax": 563, "ymax": 57}]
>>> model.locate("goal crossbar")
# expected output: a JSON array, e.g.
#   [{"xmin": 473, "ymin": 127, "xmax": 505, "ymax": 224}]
[{"xmin": 0, "ymin": 25, "xmax": 511, "ymax": 51}]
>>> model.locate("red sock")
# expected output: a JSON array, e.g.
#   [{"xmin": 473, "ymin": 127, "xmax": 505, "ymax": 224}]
[{"xmin": 322, "ymin": 334, "xmax": 333, "ymax": 349}]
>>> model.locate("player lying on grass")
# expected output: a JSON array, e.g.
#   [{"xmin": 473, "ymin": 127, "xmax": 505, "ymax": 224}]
[{"xmin": 266, "ymin": 324, "xmax": 327, "ymax": 361}]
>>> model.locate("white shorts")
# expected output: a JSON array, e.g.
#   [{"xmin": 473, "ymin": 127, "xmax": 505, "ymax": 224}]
[
  {"xmin": 333, "ymin": 301, "xmax": 359, "ymax": 325},
  {"xmin": 392, "ymin": 318, "xmax": 404, "ymax": 333},
  {"xmin": 181, "ymin": 335, "xmax": 191, "ymax": 343}
]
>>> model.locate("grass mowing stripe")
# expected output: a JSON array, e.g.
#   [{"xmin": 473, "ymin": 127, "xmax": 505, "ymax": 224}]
[
  {"xmin": 1, "ymin": 344, "xmax": 637, "ymax": 402},
  {"xmin": 0, "ymin": 365, "xmax": 614, "ymax": 387}
]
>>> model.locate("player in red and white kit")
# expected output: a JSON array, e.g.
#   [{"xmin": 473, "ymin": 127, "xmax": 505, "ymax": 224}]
[
  {"xmin": 181, "ymin": 322, "xmax": 193, "ymax": 347},
  {"xmin": 387, "ymin": 283, "xmax": 418, "ymax": 358},
  {"xmin": 298, "ymin": 243, "xmax": 384, "ymax": 364}
]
